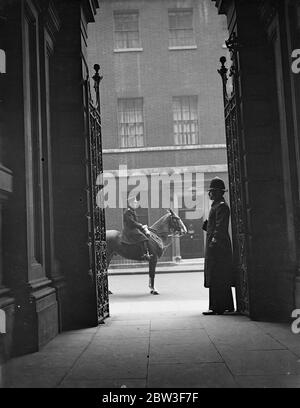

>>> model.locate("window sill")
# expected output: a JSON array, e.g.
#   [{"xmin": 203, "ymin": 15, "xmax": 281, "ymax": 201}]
[
  {"xmin": 114, "ymin": 48, "xmax": 143, "ymax": 53},
  {"xmin": 103, "ymin": 144, "xmax": 227, "ymax": 154},
  {"xmin": 118, "ymin": 146, "xmax": 145, "ymax": 150},
  {"xmin": 168, "ymin": 45, "xmax": 198, "ymax": 51}
]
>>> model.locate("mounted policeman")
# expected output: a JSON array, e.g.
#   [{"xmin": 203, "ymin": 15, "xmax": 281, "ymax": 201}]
[{"xmin": 121, "ymin": 195, "xmax": 152, "ymax": 261}]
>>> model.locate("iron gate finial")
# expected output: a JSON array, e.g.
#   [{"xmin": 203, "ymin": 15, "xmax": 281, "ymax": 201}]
[
  {"xmin": 218, "ymin": 56, "xmax": 229, "ymax": 100},
  {"xmin": 92, "ymin": 64, "xmax": 103, "ymax": 112}
]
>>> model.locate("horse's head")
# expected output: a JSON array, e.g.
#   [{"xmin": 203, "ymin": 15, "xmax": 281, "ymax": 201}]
[
  {"xmin": 168, "ymin": 209, "xmax": 187, "ymax": 237},
  {"xmin": 150, "ymin": 210, "xmax": 187, "ymax": 240}
]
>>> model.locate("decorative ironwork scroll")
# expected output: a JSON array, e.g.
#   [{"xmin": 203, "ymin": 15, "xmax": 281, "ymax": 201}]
[
  {"xmin": 85, "ymin": 65, "xmax": 109, "ymax": 323},
  {"xmin": 218, "ymin": 37, "xmax": 250, "ymax": 315}
]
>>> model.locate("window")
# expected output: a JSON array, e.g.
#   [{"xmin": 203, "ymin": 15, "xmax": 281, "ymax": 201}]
[
  {"xmin": 173, "ymin": 96, "xmax": 199, "ymax": 145},
  {"xmin": 114, "ymin": 11, "xmax": 140, "ymax": 49},
  {"xmin": 118, "ymin": 98, "xmax": 144, "ymax": 148},
  {"xmin": 168, "ymin": 9, "xmax": 195, "ymax": 47}
]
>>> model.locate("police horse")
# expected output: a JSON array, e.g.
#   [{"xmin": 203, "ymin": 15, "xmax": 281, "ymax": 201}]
[{"xmin": 106, "ymin": 210, "xmax": 187, "ymax": 295}]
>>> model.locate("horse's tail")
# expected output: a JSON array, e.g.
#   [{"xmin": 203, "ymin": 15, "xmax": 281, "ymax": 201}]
[{"xmin": 106, "ymin": 230, "xmax": 121, "ymax": 255}]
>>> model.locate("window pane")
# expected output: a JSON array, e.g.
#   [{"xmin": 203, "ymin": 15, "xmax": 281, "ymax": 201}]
[
  {"xmin": 173, "ymin": 96, "xmax": 199, "ymax": 145},
  {"xmin": 118, "ymin": 98, "xmax": 144, "ymax": 148},
  {"xmin": 179, "ymin": 12, "xmax": 193, "ymax": 28},
  {"xmin": 114, "ymin": 12, "xmax": 138, "ymax": 31},
  {"xmin": 168, "ymin": 13, "xmax": 178, "ymax": 29},
  {"xmin": 168, "ymin": 9, "xmax": 195, "ymax": 47},
  {"xmin": 114, "ymin": 11, "xmax": 140, "ymax": 49}
]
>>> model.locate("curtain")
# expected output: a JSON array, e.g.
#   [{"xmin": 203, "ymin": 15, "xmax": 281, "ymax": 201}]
[
  {"xmin": 173, "ymin": 96, "xmax": 198, "ymax": 145},
  {"xmin": 118, "ymin": 98, "xmax": 144, "ymax": 148}
]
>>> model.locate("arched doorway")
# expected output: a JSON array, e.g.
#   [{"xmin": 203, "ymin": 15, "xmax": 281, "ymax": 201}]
[{"xmin": 88, "ymin": 0, "xmax": 300, "ymax": 323}]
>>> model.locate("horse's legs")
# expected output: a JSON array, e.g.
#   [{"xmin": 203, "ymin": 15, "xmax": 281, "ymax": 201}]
[{"xmin": 149, "ymin": 256, "xmax": 159, "ymax": 295}]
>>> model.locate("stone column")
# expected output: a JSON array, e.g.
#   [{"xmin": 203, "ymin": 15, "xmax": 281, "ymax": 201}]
[
  {"xmin": 0, "ymin": 8, "xmax": 14, "ymax": 362},
  {"xmin": 50, "ymin": 0, "xmax": 100, "ymax": 329},
  {"xmin": 2, "ymin": 0, "xmax": 59, "ymax": 356}
]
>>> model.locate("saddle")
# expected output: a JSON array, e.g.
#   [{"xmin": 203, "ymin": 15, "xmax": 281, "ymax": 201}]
[
  {"xmin": 120, "ymin": 227, "xmax": 164, "ymax": 258},
  {"xmin": 148, "ymin": 230, "xmax": 164, "ymax": 257}
]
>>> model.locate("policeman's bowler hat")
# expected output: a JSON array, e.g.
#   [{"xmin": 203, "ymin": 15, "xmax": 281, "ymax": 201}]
[{"xmin": 208, "ymin": 177, "xmax": 227, "ymax": 192}]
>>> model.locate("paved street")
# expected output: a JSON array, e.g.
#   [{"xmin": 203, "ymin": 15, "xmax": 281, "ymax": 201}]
[{"xmin": 1, "ymin": 272, "xmax": 300, "ymax": 388}]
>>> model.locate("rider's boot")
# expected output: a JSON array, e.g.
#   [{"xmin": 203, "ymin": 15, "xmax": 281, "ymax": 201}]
[{"xmin": 142, "ymin": 241, "xmax": 152, "ymax": 261}]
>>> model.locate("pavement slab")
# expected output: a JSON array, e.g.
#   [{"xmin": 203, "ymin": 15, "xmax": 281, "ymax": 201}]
[
  {"xmin": 59, "ymin": 378, "xmax": 147, "ymax": 388},
  {"xmin": 235, "ymin": 375, "xmax": 300, "ymax": 388},
  {"xmin": 150, "ymin": 317, "xmax": 205, "ymax": 331},
  {"xmin": 217, "ymin": 347, "xmax": 300, "ymax": 376},
  {"xmin": 94, "ymin": 325, "xmax": 150, "ymax": 339},
  {"xmin": 205, "ymin": 326, "xmax": 285, "ymax": 351},
  {"xmin": 149, "ymin": 342, "xmax": 222, "ymax": 364},
  {"xmin": 150, "ymin": 328, "xmax": 210, "ymax": 345},
  {"xmin": 3, "ymin": 366, "xmax": 67, "ymax": 388},
  {"xmin": 147, "ymin": 363, "xmax": 237, "ymax": 388},
  {"xmin": 65, "ymin": 359, "xmax": 148, "ymax": 380}
]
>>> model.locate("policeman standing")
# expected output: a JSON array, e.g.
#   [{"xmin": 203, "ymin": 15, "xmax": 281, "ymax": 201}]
[{"xmin": 202, "ymin": 177, "xmax": 235, "ymax": 315}]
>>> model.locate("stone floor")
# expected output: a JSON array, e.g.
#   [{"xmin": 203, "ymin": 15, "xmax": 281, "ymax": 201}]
[{"xmin": 1, "ymin": 272, "xmax": 300, "ymax": 388}]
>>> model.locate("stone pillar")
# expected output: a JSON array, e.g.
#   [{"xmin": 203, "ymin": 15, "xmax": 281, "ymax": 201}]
[
  {"xmin": 3, "ymin": 0, "xmax": 58, "ymax": 355},
  {"xmin": 50, "ymin": 0, "xmax": 99, "ymax": 329},
  {"xmin": 0, "ymin": 9, "xmax": 14, "ymax": 362},
  {"xmin": 38, "ymin": 1, "xmax": 67, "ymax": 333}
]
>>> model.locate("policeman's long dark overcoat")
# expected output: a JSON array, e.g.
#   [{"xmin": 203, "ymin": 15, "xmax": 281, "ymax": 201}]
[
  {"xmin": 121, "ymin": 208, "xmax": 148, "ymax": 245},
  {"xmin": 203, "ymin": 200, "xmax": 235, "ymax": 288}
]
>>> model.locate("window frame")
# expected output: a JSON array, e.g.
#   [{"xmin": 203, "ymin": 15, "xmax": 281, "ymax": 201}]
[
  {"xmin": 117, "ymin": 97, "xmax": 145, "ymax": 149},
  {"xmin": 113, "ymin": 9, "xmax": 141, "ymax": 51},
  {"xmin": 168, "ymin": 8, "xmax": 196, "ymax": 49},
  {"xmin": 172, "ymin": 95, "xmax": 199, "ymax": 146}
]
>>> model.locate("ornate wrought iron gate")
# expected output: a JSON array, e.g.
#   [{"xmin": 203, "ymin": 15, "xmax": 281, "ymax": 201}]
[
  {"xmin": 218, "ymin": 35, "xmax": 250, "ymax": 315},
  {"xmin": 84, "ymin": 65, "xmax": 109, "ymax": 323}
]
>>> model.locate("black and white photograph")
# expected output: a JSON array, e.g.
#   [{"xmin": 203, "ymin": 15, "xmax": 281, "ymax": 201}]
[{"xmin": 0, "ymin": 0, "xmax": 300, "ymax": 392}]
